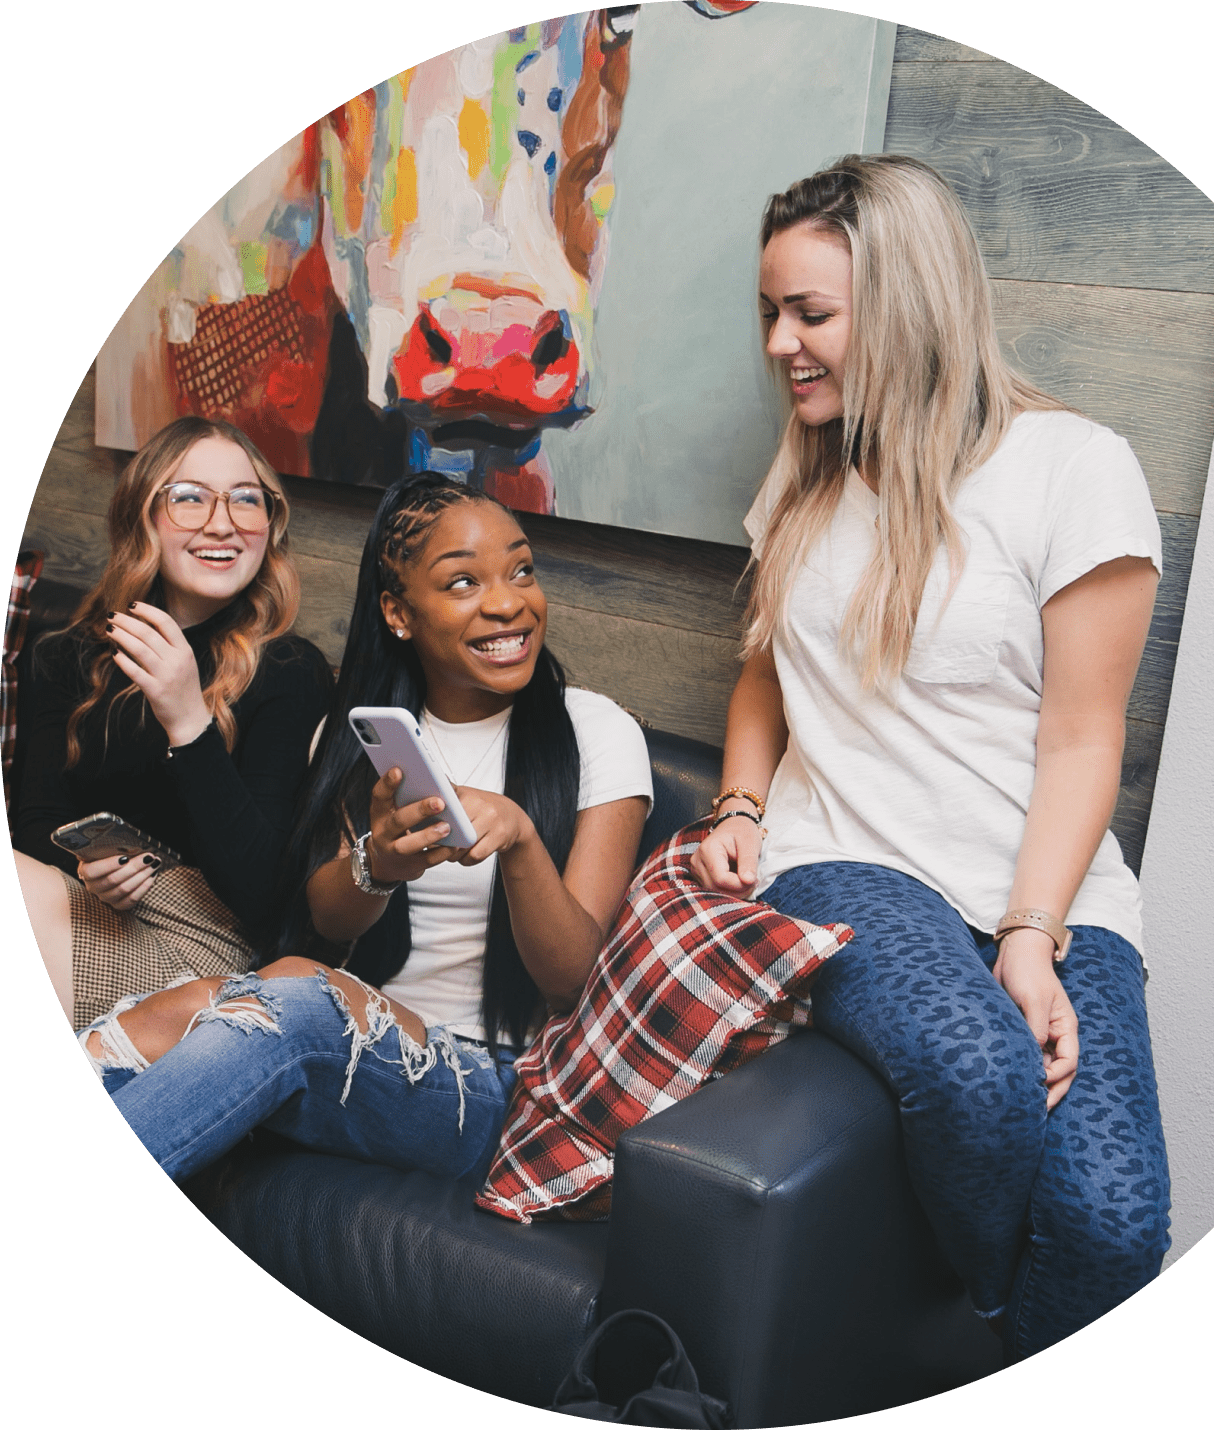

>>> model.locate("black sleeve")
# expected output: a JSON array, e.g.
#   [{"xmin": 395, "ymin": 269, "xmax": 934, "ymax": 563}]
[
  {"xmin": 12, "ymin": 640, "xmax": 87, "ymax": 875},
  {"xmin": 163, "ymin": 641, "xmax": 334, "ymax": 931}
]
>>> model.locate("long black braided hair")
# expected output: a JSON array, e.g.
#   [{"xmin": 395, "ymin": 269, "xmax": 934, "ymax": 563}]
[{"xmin": 274, "ymin": 472, "xmax": 580, "ymax": 1053}]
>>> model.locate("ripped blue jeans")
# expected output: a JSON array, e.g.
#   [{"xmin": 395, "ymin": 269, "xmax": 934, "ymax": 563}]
[{"xmin": 80, "ymin": 969, "xmax": 518, "ymax": 1185}]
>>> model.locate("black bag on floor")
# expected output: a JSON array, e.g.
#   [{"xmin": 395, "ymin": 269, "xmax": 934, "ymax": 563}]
[{"xmin": 549, "ymin": 1309, "xmax": 730, "ymax": 1428}]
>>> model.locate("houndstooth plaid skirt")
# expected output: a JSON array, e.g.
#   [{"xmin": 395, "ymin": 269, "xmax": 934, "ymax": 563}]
[{"xmin": 62, "ymin": 864, "xmax": 256, "ymax": 1030}]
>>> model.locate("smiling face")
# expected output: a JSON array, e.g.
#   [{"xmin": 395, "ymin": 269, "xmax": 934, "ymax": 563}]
[
  {"xmin": 151, "ymin": 437, "xmax": 271, "ymax": 628},
  {"xmin": 759, "ymin": 223, "xmax": 853, "ymax": 428},
  {"xmin": 380, "ymin": 499, "xmax": 548, "ymax": 723}
]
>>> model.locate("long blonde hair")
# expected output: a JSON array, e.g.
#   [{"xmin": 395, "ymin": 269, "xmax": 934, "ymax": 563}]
[
  {"xmin": 65, "ymin": 417, "xmax": 300, "ymax": 764},
  {"xmin": 744, "ymin": 154, "xmax": 1068, "ymax": 686}
]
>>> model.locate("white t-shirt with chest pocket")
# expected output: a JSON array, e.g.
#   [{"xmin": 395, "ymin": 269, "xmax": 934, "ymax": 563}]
[{"xmin": 744, "ymin": 410, "xmax": 1162, "ymax": 955}]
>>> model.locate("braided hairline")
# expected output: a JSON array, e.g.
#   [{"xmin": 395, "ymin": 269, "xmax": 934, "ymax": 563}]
[{"xmin": 377, "ymin": 482, "xmax": 493, "ymax": 597}]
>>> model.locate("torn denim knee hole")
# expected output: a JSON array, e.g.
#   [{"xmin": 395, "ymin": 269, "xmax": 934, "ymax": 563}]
[
  {"xmin": 321, "ymin": 968, "xmax": 399, "ymax": 1106},
  {"xmin": 79, "ymin": 993, "xmax": 151, "ymax": 1082},
  {"xmin": 186, "ymin": 972, "xmax": 283, "ymax": 1040},
  {"xmin": 319, "ymin": 971, "xmax": 477, "ymax": 1130},
  {"xmin": 394, "ymin": 1025, "xmax": 481, "ymax": 1133}
]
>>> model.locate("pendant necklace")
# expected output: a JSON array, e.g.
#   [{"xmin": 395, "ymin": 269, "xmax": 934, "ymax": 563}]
[{"xmin": 421, "ymin": 709, "xmax": 509, "ymax": 789}]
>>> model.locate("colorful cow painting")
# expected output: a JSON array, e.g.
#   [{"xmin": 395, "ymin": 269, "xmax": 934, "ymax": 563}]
[{"xmin": 96, "ymin": 4, "xmax": 756, "ymax": 512}]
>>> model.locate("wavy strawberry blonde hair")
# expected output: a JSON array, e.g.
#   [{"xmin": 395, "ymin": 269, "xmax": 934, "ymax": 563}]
[
  {"xmin": 744, "ymin": 154, "xmax": 1069, "ymax": 687},
  {"xmin": 64, "ymin": 417, "xmax": 300, "ymax": 764}
]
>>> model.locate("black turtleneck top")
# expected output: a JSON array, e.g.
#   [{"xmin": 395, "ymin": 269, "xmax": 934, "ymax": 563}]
[{"xmin": 13, "ymin": 606, "xmax": 333, "ymax": 937}]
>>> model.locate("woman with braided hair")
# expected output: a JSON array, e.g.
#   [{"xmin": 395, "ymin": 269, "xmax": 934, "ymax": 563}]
[
  {"xmin": 79, "ymin": 472, "xmax": 652, "ymax": 1187},
  {"xmin": 691, "ymin": 155, "xmax": 1170, "ymax": 1359}
]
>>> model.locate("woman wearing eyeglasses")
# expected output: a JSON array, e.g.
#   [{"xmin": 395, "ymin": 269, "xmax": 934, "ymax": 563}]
[{"xmin": 14, "ymin": 417, "xmax": 333, "ymax": 1030}]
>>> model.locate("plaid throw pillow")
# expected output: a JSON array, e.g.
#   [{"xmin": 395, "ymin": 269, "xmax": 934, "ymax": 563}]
[
  {"xmin": 475, "ymin": 820, "xmax": 853, "ymax": 1224},
  {"xmin": 3, "ymin": 550, "xmax": 43, "ymax": 815}
]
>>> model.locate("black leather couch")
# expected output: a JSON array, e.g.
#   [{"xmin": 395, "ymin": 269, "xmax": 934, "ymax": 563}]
[
  {"xmin": 12, "ymin": 582, "xmax": 1000, "ymax": 1425},
  {"xmin": 182, "ymin": 727, "xmax": 1002, "ymax": 1426}
]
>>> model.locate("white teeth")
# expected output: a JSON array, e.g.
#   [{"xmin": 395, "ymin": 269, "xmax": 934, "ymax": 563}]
[
  {"xmin": 474, "ymin": 634, "xmax": 526, "ymax": 655},
  {"xmin": 192, "ymin": 549, "xmax": 238, "ymax": 562},
  {"xmin": 791, "ymin": 366, "xmax": 828, "ymax": 381}
]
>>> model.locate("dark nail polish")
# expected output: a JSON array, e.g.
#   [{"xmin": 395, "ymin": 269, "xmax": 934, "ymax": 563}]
[
  {"xmin": 151, "ymin": 859, "xmax": 162, "ymax": 870},
  {"xmin": 117, "ymin": 855, "xmax": 129, "ymax": 866},
  {"xmin": 105, "ymin": 623, "xmax": 114, "ymax": 633},
  {"xmin": 129, "ymin": 602, "xmax": 138, "ymax": 610},
  {"xmin": 106, "ymin": 610, "xmax": 116, "ymax": 619},
  {"xmin": 143, "ymin": 853, "xmax": 156, "ymax": 865}
]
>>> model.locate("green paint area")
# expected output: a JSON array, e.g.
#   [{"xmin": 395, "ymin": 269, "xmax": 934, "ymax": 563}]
[
  {"xmin": 239, "ymin": 242, "xmax": 269, "ymax": 296},
  {"xmin": 490, "ymin": 26, "xmax": 539, "ymax": 189}
]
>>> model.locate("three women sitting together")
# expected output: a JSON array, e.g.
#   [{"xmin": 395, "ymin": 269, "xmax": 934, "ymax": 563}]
[{"xmin": 13, "ymin": 154, "xmax": 1170, "ymax": 1365}]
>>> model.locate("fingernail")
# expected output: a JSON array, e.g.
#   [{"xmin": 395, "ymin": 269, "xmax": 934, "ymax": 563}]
[
  {"xmin": 105, "ymin": 623, "xmax": 114, "ymax": 633},
  {"xmin": 432, "ymin": 798, "xmax": 445, "ymax": 811},
  {"xmin": 106, "ymin": 610, "xmax": 116, "ymax": 619},
  {"xmin": 129, "ymin": 602, "xmax": 138, "ymax": 610},
  {"xmin": 143, "ymin": 854, "xmax": 156, "ymax": 865},
  {"xmin": 117, "ymin": 855, "xmax": 129, "ymax": 866},
  {"xmin": 434, "ymin": 823, "xmax": 449, "ymax": 835},
  {"xmin": 151, "ymin": 859, "xmax": 162, "ymax": 870}
]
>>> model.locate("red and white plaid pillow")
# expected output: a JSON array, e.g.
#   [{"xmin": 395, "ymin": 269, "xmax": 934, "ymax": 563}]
[
  {"xmin": 475, "ymin": 821, "xmax": 853, "ymax": 1224},
  {"xmin": 4, "ymin": 550, "xmax": 43, "ymax": 816}
]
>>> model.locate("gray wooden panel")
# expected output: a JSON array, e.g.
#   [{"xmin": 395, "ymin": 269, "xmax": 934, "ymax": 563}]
[
  {"xmin": 21, "ymin": 504, "xmax": 108, "ymax": 589},
  {"xmin": 544, "ymin": 605, "xmax": 738, "ymax": 748},
  {"xmin": 278, "ymin": 475, "xmax": 379, "ymax": 564},
  {"xmin": 521, "ymin": 513, "xmax": 749, "ymax": 639},
  {"xmin": 1114, "ymin": 717, "xmax": 1162, "ymax": 875},
  {"xmin": 1126, "ymin": 513, "xmax": 1199, "ymax": 727},
  {"xmin": 991, "ymin": 281, "xmax": 1214, "ymax": 518},
  {"xmin": 893, "ymin": 26, "xmax": 993, "ymax": 64},
  {"xmin": 885, "ymin": 62, "xmax": 1214, "ymax": 293},
  {"xmin": 292, "ymin": 553, "xmax": 358, "ymax": 666}
]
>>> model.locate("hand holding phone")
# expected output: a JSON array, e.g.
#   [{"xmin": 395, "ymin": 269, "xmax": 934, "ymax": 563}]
[
  {"xmin": 52, "ymin": 812, "xmax": 181, "ymax": 869},
  {"xmin": 348, "ymin": 708, "xmax": 479, "ymax": 848}
]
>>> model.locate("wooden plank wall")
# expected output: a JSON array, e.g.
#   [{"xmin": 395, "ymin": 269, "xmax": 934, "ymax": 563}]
[{"xmin": 21, "ymin": 25, "xmax": 1213, "ymax": 874}]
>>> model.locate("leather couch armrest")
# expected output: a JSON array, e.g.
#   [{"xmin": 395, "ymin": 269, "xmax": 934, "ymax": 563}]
[{"xmin": 598, "ymin": 1030, "xmax": 1000, "ymax": 1426}]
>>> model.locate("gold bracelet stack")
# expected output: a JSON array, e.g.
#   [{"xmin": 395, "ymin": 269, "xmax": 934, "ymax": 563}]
[{"xmin": 711, "ymin": 786, "xmax": 766, "ymax": 818}]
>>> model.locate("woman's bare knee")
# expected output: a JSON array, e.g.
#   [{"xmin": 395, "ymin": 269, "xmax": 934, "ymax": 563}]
[
  {"xmin": 325, "ymin": 968, "xmax": 427, "ymax": 1046},
  {"xmin": 259, "ymin": 956, "xmax": 328, "ymax": 981},
  {"xmin": 98, "ymin": 977, "xmax": 226, "ymax": 1065}
]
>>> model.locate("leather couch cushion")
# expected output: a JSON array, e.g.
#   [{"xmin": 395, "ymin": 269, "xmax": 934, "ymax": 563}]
[
  {"xmin": 475, "ymin": 822, "xmax": 852, "ymax": 1223},
  {"xmin": 186, "ymin": 1132, "xmax": 610, "ymax": 1406}
]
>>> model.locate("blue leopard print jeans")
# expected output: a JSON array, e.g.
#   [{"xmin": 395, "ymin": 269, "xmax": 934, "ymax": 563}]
[{"xmin": 763, "ymin": 861, "xmax": 1171, "ymax": 1361}]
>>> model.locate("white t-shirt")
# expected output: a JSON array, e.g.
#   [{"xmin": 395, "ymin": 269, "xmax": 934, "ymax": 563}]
[
  {"xmin": 744, "ymin": 410, "xmax": 1161, "ymax": 954},
  {"xmin": 381, "ymin": 688, "xmax": 653, "ymax": 1040}
]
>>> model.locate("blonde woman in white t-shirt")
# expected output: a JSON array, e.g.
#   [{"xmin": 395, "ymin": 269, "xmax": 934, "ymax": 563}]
[
  {"xmin": 691, "ymin": 155, "xmax": 1169, "ymax": 1362},
  {"xmin": 78, "ymin": 473, "xmax": 652, "ymax": 1189}
]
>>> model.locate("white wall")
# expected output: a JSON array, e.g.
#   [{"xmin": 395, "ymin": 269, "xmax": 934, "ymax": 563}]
[{"xmin": 1139, "ymin": 443, "xmax": 1214, "ymax": 1263}]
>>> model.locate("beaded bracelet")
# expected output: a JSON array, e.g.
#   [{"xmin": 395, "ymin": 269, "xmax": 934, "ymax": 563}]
[
  {"xmin": 710, "ymin": 786, "xmax": 766, "ymax": 818},
  {"xmin": 711, "ymin": 808, "xmax": 768, "ymax": 837}
]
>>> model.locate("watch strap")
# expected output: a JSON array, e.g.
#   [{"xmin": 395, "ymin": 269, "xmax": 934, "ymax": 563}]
[
  {"xmin": 994, "ymin": 907, "xmax": 1072, "ymax": 963},
  {"xmin": 350, "ymin": 832, "xmax": 401, "ymax": 896}
]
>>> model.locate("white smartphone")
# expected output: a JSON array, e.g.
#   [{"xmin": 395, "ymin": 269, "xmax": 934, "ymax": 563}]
[{"xmin": 347, "ymin": 706, "xmax": 479, "ymax": 849}]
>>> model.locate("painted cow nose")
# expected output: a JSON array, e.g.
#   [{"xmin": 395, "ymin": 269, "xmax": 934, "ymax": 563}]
[
  {"xmin": 392, "ymin": 300, "xmax": 581, "ymax": 420},
  {"xmin": 529, "ymin": 310, "xmax": 571, "ymax": 372}
]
